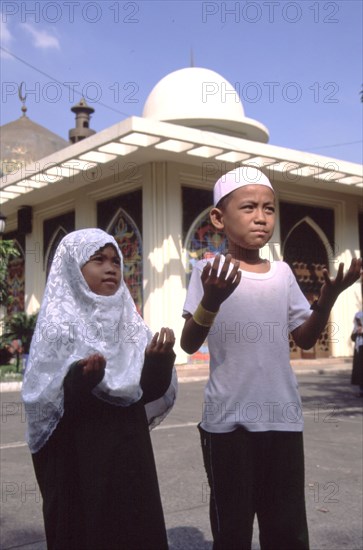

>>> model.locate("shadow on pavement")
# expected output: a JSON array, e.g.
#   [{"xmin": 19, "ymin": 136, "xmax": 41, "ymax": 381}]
[
  {"xmin": 1, "ymin": 527, "xmax": 46, "ymax": 550},
  {"xmin": 167, "ymin": 526, "xmax": 213, "ymax": 549},
  {"xmin": 299, "ymin": 371, "xmax": 363, "ymax": 418}
]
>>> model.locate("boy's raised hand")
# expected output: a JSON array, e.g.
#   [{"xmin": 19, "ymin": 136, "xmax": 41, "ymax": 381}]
[
  {"xmin": 145, "ymin": 327, "xmax": 176, "ymax": 358},
  {"xmin": 319, "ymin": 258, "xmax": 362, "ymax": 306},
  {"xmin": 201, "ymin": 254, "xmax": 241, "ymax": 311}
]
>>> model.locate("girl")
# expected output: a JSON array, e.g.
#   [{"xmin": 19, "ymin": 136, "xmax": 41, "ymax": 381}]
[{"xmin": 22, "ymin": 228, "xmax": 177, "ymax": 550}]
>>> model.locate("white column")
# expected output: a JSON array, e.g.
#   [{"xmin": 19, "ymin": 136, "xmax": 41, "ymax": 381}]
[
  {"xmin": 331, "ymin": 198, "xmax": 361, "ymax": 358},
  {"xmin": 142, "ymin": 162, "xmax": 187, "ymax": 364},
  {"xmin": 74, "ymin": 190, "xmax": 96, "ymax": 228},
  {"xmin": 24, "ymin": 216, "xmax": 43, "ymax": 314},
  {"xmin": 262, "ymin": 188, "xmax": 282, "ymax": 262}
]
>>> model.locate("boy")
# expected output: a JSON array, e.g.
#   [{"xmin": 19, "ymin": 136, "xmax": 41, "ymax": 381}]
[{"xmin": 181, "ymin": 167, "xmax": 361, "ymax": 550}]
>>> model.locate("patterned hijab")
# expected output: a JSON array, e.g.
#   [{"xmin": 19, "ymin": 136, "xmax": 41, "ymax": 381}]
[{"xmin": 22, "ymin": 228, "xmax": 177, "ymax": 453}]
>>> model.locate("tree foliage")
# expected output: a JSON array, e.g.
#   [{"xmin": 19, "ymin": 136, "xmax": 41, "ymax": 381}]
[
  {"xmin": 0, "ymin": 240, "xmax": 20, "ymax": 307},
  {"xmin": 3, "ymin": 311, "xmax": 39, "ymax": 354}
]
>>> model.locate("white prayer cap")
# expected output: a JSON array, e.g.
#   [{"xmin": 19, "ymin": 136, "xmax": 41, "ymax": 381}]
[{"xmin": 213, "ymin": 167, "xmax": 274, "ymax": 206}]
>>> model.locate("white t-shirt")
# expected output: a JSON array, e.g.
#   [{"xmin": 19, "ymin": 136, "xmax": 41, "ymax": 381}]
[{"xmin": 183, "ymin": 257, "xmax": 311, "ymax": 433}]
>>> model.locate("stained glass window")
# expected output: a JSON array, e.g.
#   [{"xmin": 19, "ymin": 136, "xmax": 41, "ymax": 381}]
[
  {"xmin": 107, "ymin": 209, "xmax": 143, "ymax": 316},
  {"xmin": 185, "ymin": 207, "xmax": 227, "ymax": 277},
  {"xmin": 184, "ymin": 207, "xmax": 227, "ymax": 364}
]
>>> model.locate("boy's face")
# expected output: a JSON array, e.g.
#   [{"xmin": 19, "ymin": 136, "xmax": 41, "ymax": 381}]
[
  {"xmin": 212, "ymin": 184, "xmax": 275, "ymax": 250},
  {"xmin": 81, "ymin": 244, "xmax": 122, "ymax": 296}
]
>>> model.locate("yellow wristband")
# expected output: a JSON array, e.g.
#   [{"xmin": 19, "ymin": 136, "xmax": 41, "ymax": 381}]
[{"xmin": 192, "ymin": 303, "xmax": 218, "ymax": 328}]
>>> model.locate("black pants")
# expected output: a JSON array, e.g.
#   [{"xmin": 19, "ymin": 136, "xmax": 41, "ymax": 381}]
[
  {"xmin": 199, "ymin": 426, "xmax": 309, "ymax": 550},
  {"xmin": 351, "ymin": 346, "xmax": 363, "ymax": 390}
]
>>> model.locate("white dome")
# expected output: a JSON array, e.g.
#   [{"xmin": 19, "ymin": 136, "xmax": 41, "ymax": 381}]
[{"xmin": 142, "ymin": 67, "xmax": 269, "ymax": 143}]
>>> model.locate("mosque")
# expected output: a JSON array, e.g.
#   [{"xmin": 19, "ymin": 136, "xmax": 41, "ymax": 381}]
[{"xmin": 1, "ymin": 67, "xmax": 362, "ymax": 364}]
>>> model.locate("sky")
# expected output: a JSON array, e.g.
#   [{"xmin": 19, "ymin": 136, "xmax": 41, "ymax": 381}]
[{"xmin": 1, "ymin": 0, "xmax": 362, "ymax": 164}]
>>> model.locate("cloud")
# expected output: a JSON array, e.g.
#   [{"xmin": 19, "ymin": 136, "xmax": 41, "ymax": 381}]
[
  {"xmin": 21, "ymin": 23, "xmax": 60, "ymax": 50},
  {"xmin": 0, "ymin": 20, "xmax": 14, "ymax": 58},
  {"xmin": 1, "ymin": 19, "xmax": 13, "ymax": 44}
]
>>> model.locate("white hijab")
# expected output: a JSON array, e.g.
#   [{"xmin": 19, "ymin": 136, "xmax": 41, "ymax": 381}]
[{"xmin": 22, "ymin": 228, "xmax": 177, "ymax": 453}]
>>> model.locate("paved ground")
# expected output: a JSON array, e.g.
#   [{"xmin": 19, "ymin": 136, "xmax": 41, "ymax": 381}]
[
  {"xmin": 1, "ymin": 359, "xmax": 362, "ymax": 550},
  {"xmin": 175, "ymin": 357, "xmax": 355, "ymax": 382}
]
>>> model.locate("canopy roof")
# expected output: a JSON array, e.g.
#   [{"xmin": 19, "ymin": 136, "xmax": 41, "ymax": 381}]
[{"xmin": 1, "ymin": 115, "xmax": 362, "ymax": 214}]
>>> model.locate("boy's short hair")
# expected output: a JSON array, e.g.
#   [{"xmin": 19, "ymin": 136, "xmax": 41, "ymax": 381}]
[{"xmin": 214, "ymin": 167, "xmax": 274, "ymax": 207}]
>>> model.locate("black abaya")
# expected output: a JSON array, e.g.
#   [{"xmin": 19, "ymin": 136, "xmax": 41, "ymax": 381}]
[{"xmin": 32, "ymin": 362, "xmax": 170, "ymax": 550}]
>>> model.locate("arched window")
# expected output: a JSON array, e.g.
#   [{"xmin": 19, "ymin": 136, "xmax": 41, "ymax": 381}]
[
  {"xmin": 184, "ymin": 206, "xmax": 227, "ymax": 279},
  {"xmin": 283, "ymin": 217, "xmax": 331, "ymax": 358},
  {"xmin": 106, "ymin": 208, "xmax": 143, "ymax": 315},
  {"xmin": 45, "ymin": 226, "xmax": 68, "ymax": 278},
  {"xmin": 283, "ymin": 216, "xmax": 330, "ymax": 293},
  {"xmin": 184, "ymin": 207, "xmax": 226, "ymax": 363}
]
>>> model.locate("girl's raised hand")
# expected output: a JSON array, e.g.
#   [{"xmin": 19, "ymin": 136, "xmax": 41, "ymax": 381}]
[
  {"xmin": 201, "ymin": 254, "xmax": 241, "ymax": 311},
  {"xmin": 78, "ymin": 353, "xmax": 106, "ymax": 387},
  {"xmin": 145, "ymin": 328, "xmax": 176, "ymax": 358}
]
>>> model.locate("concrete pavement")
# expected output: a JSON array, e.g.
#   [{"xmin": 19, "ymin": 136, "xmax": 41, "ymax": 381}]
[
  {"xmin": 175, "ymin": 357, "xmax": 354, "ymax": 383},
  {"xmin": 0, "ymin": 357, "xmax": 354, "ymax": 392},
  {"xmin": 1, "ymin": 361, "xmax": 362, "ymax": 550}
]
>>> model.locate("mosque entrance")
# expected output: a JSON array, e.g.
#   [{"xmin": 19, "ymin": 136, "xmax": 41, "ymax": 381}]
[{"xmin": 283, "ymin": 217, "xmax": 332, "ymax": 359}]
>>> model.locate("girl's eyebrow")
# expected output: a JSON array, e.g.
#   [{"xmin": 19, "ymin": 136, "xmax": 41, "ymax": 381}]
[
  {"xmin": 88, "ymin": 251, "xmax": 121, "ymax": 261},
  {"xmin": 88, "ymin": 251, "xmax": 104, "ymax": 259},
  {"xmin": 88, "ymin": 251, "xmax": 108, "ymax": 261}
]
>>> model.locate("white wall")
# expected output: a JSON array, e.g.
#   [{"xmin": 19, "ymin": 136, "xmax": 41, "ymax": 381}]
[{"xmin": 22, "ymin": 161, "xmax": 361, "ymax": 362}]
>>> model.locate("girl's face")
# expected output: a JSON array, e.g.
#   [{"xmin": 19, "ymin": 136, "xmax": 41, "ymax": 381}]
[{"xmin": 81, "ymin": 245, "xmax": 122, "ymax": 296}]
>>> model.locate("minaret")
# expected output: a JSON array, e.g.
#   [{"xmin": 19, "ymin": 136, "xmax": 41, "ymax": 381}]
[{"xmin": 69, "ymin": 98, "xmax": 96, "ymax": 143}]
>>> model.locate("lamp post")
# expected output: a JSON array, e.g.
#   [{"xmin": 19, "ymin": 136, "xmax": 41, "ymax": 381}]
[{"xmin": 0, "ymin": 212, "xmax": 6, "ymax": 237}]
